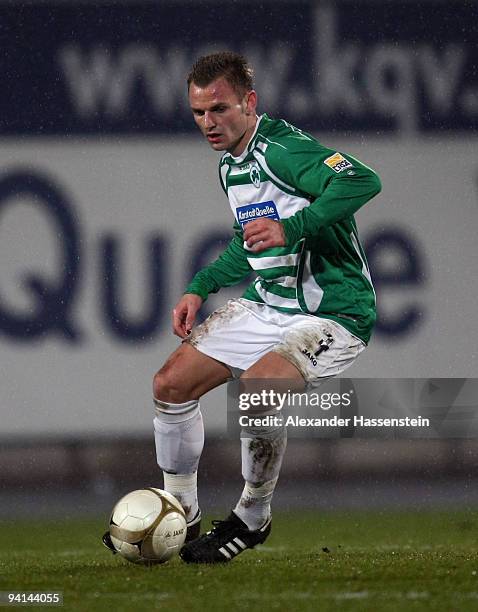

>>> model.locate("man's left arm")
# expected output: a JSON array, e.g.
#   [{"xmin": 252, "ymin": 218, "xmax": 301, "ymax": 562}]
[
  {"xmin": 245, "ymin": 143, "xmax": 381, "ymax": 250},
  {"xmin": 283, "ymin": 151, "xmax": 381, "ymax": 245}
]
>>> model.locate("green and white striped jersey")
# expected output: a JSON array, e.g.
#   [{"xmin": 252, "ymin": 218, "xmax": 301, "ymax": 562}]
[{"xmin": 185, "ymin": 114, "xmax": 381, "ymax": 343}]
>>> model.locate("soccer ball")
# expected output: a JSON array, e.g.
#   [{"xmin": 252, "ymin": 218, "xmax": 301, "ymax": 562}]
[{"xmin": 107, "ymin": 488, "xmax": 187, "ymax": 565}]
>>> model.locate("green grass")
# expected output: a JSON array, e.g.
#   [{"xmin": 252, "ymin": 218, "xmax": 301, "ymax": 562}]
[{"xmin": 1, "ymin": 510, "xmax": 478, "ymax": 611}]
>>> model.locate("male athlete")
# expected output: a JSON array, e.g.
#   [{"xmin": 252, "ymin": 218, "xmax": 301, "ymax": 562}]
[{"xmin": 105, "ymin": 51, "xmax": 381, "ymax": 563}]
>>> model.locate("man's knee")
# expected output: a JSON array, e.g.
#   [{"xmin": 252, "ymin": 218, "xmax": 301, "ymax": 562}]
[
  {"xmin": 154, "ymin": 341, "xmax": 232, "ymax": 403},
  {"xmin": 153, "ymin": 352, "xmax": 190, "ymax": 403}
]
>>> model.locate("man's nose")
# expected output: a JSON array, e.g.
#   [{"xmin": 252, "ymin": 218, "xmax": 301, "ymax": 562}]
[{"xmin": 204, "ymin": 111, "xmax": 215, "ymax": 128}]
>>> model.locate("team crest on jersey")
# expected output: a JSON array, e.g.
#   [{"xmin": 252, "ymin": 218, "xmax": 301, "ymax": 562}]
[
  {"xmin": 236, "ymin": 200, "xmax": 280, "ymax": 228},
  {"xmin": 249, "ymin": 162, "xmax": 261, "ymax": 188},
  {"xmin": 324, "ymin": 152, "xmax": 353, "ymax": 173}
]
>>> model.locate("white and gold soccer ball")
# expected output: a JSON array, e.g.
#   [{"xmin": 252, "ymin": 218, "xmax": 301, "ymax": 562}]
[{"xmin": 108, "ymin": 488, "xmax": 187, "ymax": 565}]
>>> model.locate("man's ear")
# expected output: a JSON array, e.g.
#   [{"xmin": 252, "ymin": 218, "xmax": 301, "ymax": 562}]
[{"xmin": 245, "ymin": 90, "xmax": 257, "ymax": 115}]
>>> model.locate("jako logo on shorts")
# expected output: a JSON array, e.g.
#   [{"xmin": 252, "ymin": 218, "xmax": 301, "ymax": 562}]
[{"xmin": 236, "ymin": 201, "xmax": 280, "ymax": 228}]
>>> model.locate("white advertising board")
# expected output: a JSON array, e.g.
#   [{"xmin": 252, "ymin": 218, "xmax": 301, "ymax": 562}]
[{"xmin": 0, "ymin": 137, "xmax": 476, "ymax": 435}]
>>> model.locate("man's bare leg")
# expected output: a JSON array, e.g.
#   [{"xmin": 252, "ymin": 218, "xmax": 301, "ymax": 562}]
[
  {"xmin": 153, "ymin": 341, "xmax": 232, "ymax": 402},
  {"xmin": 152, "ymin": 342, "xmax": 231, "ymax": 526},
  {"xmin": 241, "ymin": 350, "xmax": 305, "ymax": 381}
]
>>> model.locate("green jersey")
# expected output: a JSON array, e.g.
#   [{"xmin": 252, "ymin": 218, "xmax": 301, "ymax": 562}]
[{"xmin": 185, "ymin": 114, "xmax": 382, "ymax": 343}]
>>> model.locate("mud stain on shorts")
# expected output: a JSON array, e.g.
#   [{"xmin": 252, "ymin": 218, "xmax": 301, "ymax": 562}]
[
  {"xmin": 187, "ymin": 300, "xmax": 244, "ymax": 348},
  {"xmin": 273, "ymin": 323, "xmax": 336, "ymax": 381}
]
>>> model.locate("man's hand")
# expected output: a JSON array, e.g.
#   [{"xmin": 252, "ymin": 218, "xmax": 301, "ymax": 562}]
[
  {"xmin": 243, "ymin": 218, "xmax": 286, "ymax": 252},
  {"xmin": 172, "ymin": 293, "xmax": 204, "ymax": 339}
]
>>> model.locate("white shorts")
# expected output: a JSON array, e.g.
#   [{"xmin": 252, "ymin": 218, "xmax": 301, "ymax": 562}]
[{"xmin": 186, "ymin": 298, "xmax": 366, "ymax": 383}]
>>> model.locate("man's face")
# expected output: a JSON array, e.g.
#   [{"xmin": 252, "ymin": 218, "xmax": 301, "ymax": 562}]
[{"xmin": 189, "ymin": 77, "xmax": 257, "ymax": 156}]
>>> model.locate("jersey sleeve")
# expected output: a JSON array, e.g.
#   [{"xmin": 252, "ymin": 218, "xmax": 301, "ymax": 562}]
[
  {"xmin": 184, "ymin": 224, "xmax": 252, "ymax": 300},
  {"xmin": 266, "ymin": 135, "xmax": 382, "ymax": 245}
]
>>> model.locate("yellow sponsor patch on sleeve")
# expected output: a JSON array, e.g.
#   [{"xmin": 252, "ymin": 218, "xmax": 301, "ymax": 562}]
[{"xmin": 324, "ymin": 152, "xmax": 354, "ymax": 173}]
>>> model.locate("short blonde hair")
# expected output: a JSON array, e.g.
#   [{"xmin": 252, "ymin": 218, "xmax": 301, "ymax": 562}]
[{"xmin": 187, "ymin": 51, "xmax": 254, "ymax": 99}]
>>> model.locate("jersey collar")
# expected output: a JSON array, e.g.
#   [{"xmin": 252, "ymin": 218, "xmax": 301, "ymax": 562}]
[{"xmin": 222, "ymin": 114, "xmax": 266, "ymax": 164}]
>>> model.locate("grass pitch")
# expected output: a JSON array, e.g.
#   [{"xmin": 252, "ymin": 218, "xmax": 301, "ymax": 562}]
[{"xmin": 0, "ymin": 510, "xmax": 477, "ymax": 611}]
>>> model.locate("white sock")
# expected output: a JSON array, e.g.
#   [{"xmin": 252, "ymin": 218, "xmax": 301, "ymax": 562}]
[
  {"xmin": 234, "ymin": 477, "xmax": 278, "ymax": 531},
  {"xmin": 235, "ymin": 424, "xmax": 286, "ymax": 530},
  {"xmin": 163, "ymin": 472, "xmax": 199, "ymax": 523},
  {"xmin": 153, "ymin": 398, "xmax": 204, "ymax": 523},
  {"xmin": 153, "ymin": 398, "xmax": 204, "ymax": 474}
]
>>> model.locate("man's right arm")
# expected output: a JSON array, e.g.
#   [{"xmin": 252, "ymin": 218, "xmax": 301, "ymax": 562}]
[
  {"xmin": 184, "ymin": 227, "xmax": 252, "ymax": 300},
  {"xmin": 172, "ymin": 228, "xmax": 252, "ymax": 338}
]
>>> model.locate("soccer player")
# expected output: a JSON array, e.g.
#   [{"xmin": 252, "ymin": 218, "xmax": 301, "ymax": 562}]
[{"xmin": 106, "ymin": 51, "xmax": 381, "ymax": 563}]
